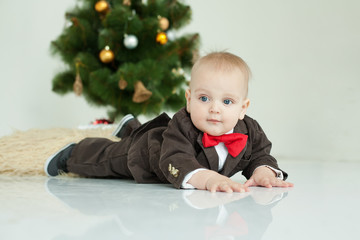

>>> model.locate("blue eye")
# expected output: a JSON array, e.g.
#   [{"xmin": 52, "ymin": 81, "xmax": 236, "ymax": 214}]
[
  {"xmin": 200, "ymin": 96, "xmax": 209, "ymax": 102},
  {"xmin": 224, "ymin": 99, "xmax": 233, "ymax": 105}
]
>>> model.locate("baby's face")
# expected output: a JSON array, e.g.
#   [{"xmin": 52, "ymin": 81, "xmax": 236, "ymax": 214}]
[{"xmin": 186, "ymin": 66, "xmax": 250, "ymax": 136}]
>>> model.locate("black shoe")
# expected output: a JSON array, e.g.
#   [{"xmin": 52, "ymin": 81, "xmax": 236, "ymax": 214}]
[
  {"xmin": 112, "ymin": 114, "xmax": 141, "ymax": 138},
  {"xmin": 44, "ymin": 143, "xmax": 75, "ymax": 177}
]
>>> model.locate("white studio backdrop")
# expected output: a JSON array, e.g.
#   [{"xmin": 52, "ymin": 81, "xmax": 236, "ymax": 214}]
[{"xmin": 0, "ymin": 0, "xmax": 359, "ymax": 161}]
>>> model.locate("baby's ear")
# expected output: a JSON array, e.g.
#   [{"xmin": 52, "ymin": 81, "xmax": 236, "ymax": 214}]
[
  {"xmin": 239, "ymin": 98, "xmax": 250, "ymax": 120},
  {"xmin": 185, "ymin": 89, "xmax": 191, "ymax": 113}
]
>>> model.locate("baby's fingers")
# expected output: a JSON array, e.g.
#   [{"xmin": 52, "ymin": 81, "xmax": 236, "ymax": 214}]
[
  {"xmin": 244, "ymin": 178, "xmax": 256, "ymax": 187},
  {"xmin": 231, "ymin": 183, "xmax": 249, "ymax": 193},
  {"xmin": 271, "ymin": 179, "xmax": 294, "ymax": 188},
  {"xmin": 245, "ymin": 176, "xmax": 294, "ymax": 189},
  {"xmin": 246, "ymin": 177, "xmax": 272, "ymax": 188},
  {"xmin": 208, "ymin": 182, "xmax": 227, "ymax": 193},
  {"xmin": 222, "ymin": 182, "xmax": 248, "ymax": 193},
  {"xmin": 208, "ymin": 182, "xmax": 248, "ymax": 193},
  {"xmin": 219, "ymin": 183, "xmax": 233, "ymax": 193}
]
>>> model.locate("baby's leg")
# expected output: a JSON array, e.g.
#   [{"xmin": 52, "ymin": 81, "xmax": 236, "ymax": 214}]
[
  {"xmin": 112, "ymin": 114, "xmax": 141, "ymax": 139},
  {"xmin": 67, "ymin": 137, "xmax": 133, "ymax": 179}
]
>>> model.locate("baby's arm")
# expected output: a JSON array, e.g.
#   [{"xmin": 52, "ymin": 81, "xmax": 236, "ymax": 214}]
[
  {"xmin": 244, "ymin": 166, "xmax": 294, "ymax": 188},
  {"xmin": 188, "ymin": 170, "xmax": 249, "ymax": 193}
]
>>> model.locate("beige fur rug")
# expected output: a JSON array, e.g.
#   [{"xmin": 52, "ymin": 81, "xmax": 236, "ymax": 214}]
[{"xmin": 0, "ymin": 127, "xmax": 119, "ymax": 176}]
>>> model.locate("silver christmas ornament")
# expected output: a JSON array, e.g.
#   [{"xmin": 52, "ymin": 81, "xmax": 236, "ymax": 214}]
[
  {"xmin": 123, "ymin": 34, "xmax": 138, "ymax": 49},
  {"xmin": 166, "ymin": 30, "xmax": 176, "ymax": 41}
]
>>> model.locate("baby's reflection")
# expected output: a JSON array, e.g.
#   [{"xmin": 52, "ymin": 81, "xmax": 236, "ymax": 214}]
[
  {"xmin": 183, "ymin": 187, "xmax": 289, "ymax": 240},
  {"xmin": 46, "ymin": 178, "xmax": 290, "ymax": 240}
]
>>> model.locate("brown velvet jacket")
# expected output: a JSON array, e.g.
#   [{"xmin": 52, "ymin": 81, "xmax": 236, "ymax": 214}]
[{"xmin": 126, "ymin": 107, "xmax": 287, "ymax": 189}]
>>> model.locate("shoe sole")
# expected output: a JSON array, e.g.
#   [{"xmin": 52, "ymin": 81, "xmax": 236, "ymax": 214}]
[
  {"xmin": 44, "ymin": 143, "xmax": 75, "ymax": 177},
  {"xmin": 112, "ymin": 114, "xmax": 134, "ymax": 137}
]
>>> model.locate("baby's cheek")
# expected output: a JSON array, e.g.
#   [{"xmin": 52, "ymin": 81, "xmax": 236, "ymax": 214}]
[{"xmin": 190, "ymin": 115, "xmax": 202, "ymax": 130}]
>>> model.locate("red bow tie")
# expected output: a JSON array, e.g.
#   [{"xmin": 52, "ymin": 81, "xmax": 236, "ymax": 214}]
[{"xmin": 202, "ymin": 132, "xmax": 248, "ymax": 157}]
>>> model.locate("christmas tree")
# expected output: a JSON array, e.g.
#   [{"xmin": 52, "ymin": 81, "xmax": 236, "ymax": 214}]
[{"xmin": 51, "ymin": 0, "xmax": 199, "ymax": 120}]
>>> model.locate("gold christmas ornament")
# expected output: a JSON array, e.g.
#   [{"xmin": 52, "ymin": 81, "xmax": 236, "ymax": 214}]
[
  {"xmin": 132, "ymin": 81, "xmax": 152, "ymax": 103},
  {"xmin": 118, "ymin": 78, "xmax": 128, "ymax": 90},
  {"xmin": 123, "ymin": 0, "xmax": 131, "ymax": 6},
  {"xmin": 73, "ymin": 71, "xmax": 83, "ymax": 96},
  {"xmin": 158, "ymin": 16, "xmax": 169, "ymax": 31},
  {"xmin": 95, "ymin": 1, "xmax": 109, "ymax": 13},
  {"xmin": 156, "ymin": 32, "xmax": 168, "ymax": 45},
  {"xmin": 172, "ymin": 67, "xmax": 184, "ymax": 76},
  {"xmin": 70, "ymin": 17, "xmax": 79, "ymax": 26},
  {"xmin": 99, "ymin": 46, "xmax": 115, "ymax": 63}
]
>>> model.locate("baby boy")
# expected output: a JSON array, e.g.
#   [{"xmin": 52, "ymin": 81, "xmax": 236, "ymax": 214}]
[{"xmin": 45, "ymin": 51, "xmax": 293, "ymax": 193}]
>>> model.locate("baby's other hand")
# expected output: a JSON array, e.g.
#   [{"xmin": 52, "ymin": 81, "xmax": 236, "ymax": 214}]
[{"xmin": 244, "ymin": 166, "xmax": 294, "ymax": 188}]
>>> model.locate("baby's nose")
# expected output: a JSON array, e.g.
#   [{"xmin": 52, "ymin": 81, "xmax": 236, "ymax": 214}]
[{"xmin": 209, "ymin": 101, "xmax": 220, "ymax": 113}]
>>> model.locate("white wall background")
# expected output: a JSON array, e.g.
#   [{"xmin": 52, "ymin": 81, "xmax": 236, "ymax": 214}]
[{"xmin": 1, "ymin": 0, "xmax": 359, "ymax": 161}]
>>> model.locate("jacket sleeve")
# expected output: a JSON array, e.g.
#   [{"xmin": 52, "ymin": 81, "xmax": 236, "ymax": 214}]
[
  {"xmin": 159, "ymin": 110, "xmax": 205, "ymax": 189},
  {"xmin": 241, "ymin": 117, "xmax": 288, "ymax": 180}
]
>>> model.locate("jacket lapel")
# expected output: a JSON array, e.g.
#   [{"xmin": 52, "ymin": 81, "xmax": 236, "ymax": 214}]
[
  {"xmin": 220, "ymin": 145, "xmax": 247, "ymax": 176},
  {"xmin": 219, "ymin": 119, "xmax": 249, "ymax": 176},
  {"xmin": 197, "ymin": 133, "xmax": 219, "ymax": 171}
]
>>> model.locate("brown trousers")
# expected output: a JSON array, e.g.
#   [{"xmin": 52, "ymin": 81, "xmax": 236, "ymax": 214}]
[
  {"xmin": 66, "ymin": 113, "xmax": 171, "ymax": 181},
  {"xmin": 67, "ymin": 136, "xmax": 133, "ymax": 179}
]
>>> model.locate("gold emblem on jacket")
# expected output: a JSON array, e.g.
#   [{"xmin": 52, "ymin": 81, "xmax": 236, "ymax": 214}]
[{"xmin": 168, "ymin": 164, "xmax": 179, "ymax": 177}]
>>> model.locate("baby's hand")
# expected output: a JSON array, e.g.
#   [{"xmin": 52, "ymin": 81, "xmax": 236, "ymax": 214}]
[
  {"xmin": 206, "ymin": 173, "xmax": 249, "ymax": 193},
  {"xmin": 189, "ymin": 170, "xmax": 249, "ymax": 193},
  {"xmin": 244, "ymin": 166, "xmax": 294, "ymax": 188}
]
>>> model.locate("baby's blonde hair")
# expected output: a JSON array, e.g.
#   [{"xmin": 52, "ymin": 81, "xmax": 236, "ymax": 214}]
[{"xmin": 191, "ymin": 51, "xmax": 252, "ymax": 96}]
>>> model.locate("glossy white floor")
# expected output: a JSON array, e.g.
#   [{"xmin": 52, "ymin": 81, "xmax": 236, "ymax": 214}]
[{"xmin": 1, "ymin": 159, "xmax": 359, "ymax": 240}]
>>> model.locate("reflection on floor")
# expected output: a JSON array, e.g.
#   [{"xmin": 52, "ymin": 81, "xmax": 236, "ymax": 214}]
[{"xmin": 1, "ymin": 160, "xmax": 359, "ymax": 240}]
